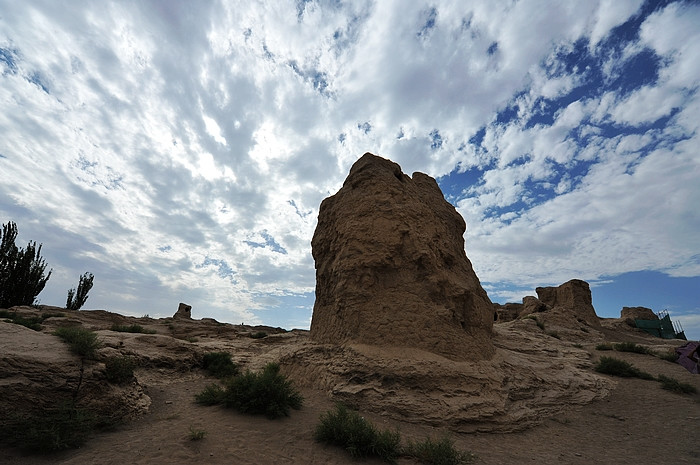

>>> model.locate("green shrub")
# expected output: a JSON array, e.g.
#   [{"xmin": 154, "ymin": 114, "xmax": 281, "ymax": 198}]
[
  {"xmin": 202, "ymin": 352, "xmax": 239, "ymax": 379},
  {"xmin": 105, "ymin": 356, "xmax": 136, "ymax": 384},
  {"xmin": 110, "ymin": 323, "xmax": 156, "ymax": 334},
  {"xmin": 594, "ymin": 356, "xmax": 654, "ymax": 380},
  {"xmin": 595, "ymin": 343, "xmax": 613, "ymax": 351},
  {"xmin": 188, "ymin": 426, "xmax": 206, "ymax": 441},
  {"xmin": 314, "ymin": 403, "xmax": 401, "ymax": 462},
  {"xmin": 66, "ymin": 272, "xmax": 94, "ymax": 310},
  {"xmin": 195, "ymin": 383, "xmax": 226, "ymax": 405},
  {"xmin": 657, "ymin": 351, "xmax": 679, "ymax": 363},
  {"xmin": 613, "ymin": 342, "xmax": 651, "ymax": 354},
  {"xmin": 0, "ymin": 221, "xmax": 52, "ymax": 308},
  {"xmin": 249, "ymin": 331, "xmax": 268, "ymax": 339},
  {"xmin": 54, "ymin": 326, "xmax": 101, "ymax": 358},
  {"xmin": 221, "ymin": 363, "xmax": 303, "ymax": 418},
  {"xmin": 0, "ymin": 310, "xmax": 64, "ymax": 331},
  {"xmin": 0, "ymin": 311, "xmax": 43, "ymax": 330},
  {"xmin": 524, "ymin": 315, "xmax": 545, "ymax": 330},
  {"xmin": 2, "ymin": 402, "xmax": 96, "ymax": 453},
  {"xmin": 657, "ymin": 374, "xmax": 697, "ymax": 394},
  {"xmin": 405, "ymin": 435, "xmax": 475, "ymax": 465}
]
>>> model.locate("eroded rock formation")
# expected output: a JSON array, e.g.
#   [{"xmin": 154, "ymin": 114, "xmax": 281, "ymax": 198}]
[
  {"xmin": 621, "ymin": 306, "xmax": 657, "ymax": 324},
  {"xmin": 174, "ymin": 302, "xmax": 192, "ymax": 320},
  {"xmin": 310, "ymin": 153, "xmax": 494, "ymax": 360},
  {"xmin": 531, "ymin": 279, "xmax": 602, "ymax": 329}
]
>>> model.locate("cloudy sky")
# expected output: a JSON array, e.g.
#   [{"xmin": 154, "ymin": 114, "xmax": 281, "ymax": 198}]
[{"xmin": 1, "ymin": 0, "xmax": 698, "ymax": 339}]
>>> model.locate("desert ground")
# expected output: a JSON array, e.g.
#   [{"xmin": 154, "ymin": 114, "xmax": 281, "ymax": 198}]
[{"xmin": 1, "ymin": 306, "xmax": 699, "ymax": 465}]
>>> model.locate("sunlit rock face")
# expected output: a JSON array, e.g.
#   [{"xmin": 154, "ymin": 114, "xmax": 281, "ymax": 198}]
[{"xmin": 310, "ymin": 153, "xmax": 494, "ymax": 361}]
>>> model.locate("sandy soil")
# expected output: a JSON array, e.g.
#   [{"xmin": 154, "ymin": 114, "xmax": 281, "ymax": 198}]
[{"xmin": 3, "ymin": 343, "xmax": 698, "ymax": 465}]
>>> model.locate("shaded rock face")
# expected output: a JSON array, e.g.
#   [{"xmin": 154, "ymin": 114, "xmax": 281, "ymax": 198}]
[
  {"xmin": 310, "ymin": 153, "xmax": 494, "ymax": 360},
  {"xmin": 0, "ymin": 322, "xmax": 150, "ymax": 432},
  {"xmin": 536, "ymin": 279, "xmax": 601, "ymax": 328},
  {"xmin": 522, "ymin": 295, "xmax": 550, "ymax": 316},
  {"xmin": 493, "ymin": 302, "xmax": 522, "ymax": 322}
]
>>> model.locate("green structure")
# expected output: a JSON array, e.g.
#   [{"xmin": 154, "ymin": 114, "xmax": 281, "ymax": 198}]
[{"xmin": 635, "ymin": 310, "xmax": 686, "ymax": 340}]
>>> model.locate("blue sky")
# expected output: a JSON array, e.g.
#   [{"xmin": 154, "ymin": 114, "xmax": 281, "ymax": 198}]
[{"xmin": 1, "ymin": 0, "xmax": 698, "ymax": 340}]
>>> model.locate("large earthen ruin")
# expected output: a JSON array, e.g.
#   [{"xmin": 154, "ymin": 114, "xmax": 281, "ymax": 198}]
[{"xmin": 309, "ymin": 153, "xmax": 494, "ymax": 360}]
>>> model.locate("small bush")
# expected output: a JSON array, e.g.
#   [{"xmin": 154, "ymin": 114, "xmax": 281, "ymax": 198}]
[
  {"xmin": 54, "ymin": 326, "xmax": 101, "ymax": 358},
  {"xmin": 405, "ymin": 435, "xmax": 475, "ymax": 465},
  {"xmin": 524, "ymin": 315, "xmax": 545, "ymax": 330},
  {"xmin": 221, "ymin": 363, "xmax": 303, "ymax": 418},
  {"xmin": 595, "ymin": 343, "xmax": 613, "ymax": 351},
  {"xmin": 613, "ymin": 342, "xmax": 651, "ymax": 354},
  {"xmin": 249, "ymin": 331, "xmax": 268, "ymax": 339},
  {"xmin": 657, "ymin": 351, "xmax": 679, "ymax": 363},
  {"xmin": 188, "ymin": 426, "xmax": 206, "ymax": 441},
  {"xmin": 195, "ymin": 383, "xmax": 226, "ymax": 405},
  {"xmin": 657, "ymin": 374, "xmax": 697, "ymax": 394},
  {"xmin": 202, "ymin": 352, "xmax": 239, "ymax": 379},
  {"xmin": 594, "ymin": 356, "xmax": 654, "ymax": 380},
  {"xmin": 314, "ymin": 403, "xmax": 401, "ymax": 462},
  {"xmin": 105, "ymin": 356, "xmax": 136, "ymax": 384},
  {"xmin": 110, "ymin": 323, "xmax": 156, "ymax": 334}
]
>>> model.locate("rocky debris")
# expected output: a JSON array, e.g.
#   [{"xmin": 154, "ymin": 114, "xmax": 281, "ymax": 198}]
[
  {"xmin": 174, "ymin": 302, "xmax": 192, "ymax": 320},
  {"xmin": 620, "ymin": 306, "xmax": 658, "ymax": 326},
  {"xmin": 310, "ymin": 153, "xmax": 494, "ymax": 361}
]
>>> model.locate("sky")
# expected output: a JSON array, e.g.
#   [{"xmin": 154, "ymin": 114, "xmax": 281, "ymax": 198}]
[{"xmin": 1, "ymin": 0, "xmax": 698, "ymax": 340}]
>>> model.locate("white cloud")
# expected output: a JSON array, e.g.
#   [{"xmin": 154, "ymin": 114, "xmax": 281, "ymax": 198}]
[
  {"xmin": 589, "ymin": 0, "xmax": 644, "ymax": 48},
  {"xmin": 0, "ymin": 0, "xmax": 697, "ymax": 329},
  {"xmin": 609, "ymin": 84, "xmax": 684, "ymax": 126}
]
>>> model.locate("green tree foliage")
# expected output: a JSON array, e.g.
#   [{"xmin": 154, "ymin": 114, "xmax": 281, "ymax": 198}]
[
  {"xmin": 66, "ymin": 272, "xmax": 94, "ymax": 310},
  {"xmin": 0, "ymin": 221, "xmax": 52, "ymax": 308}
]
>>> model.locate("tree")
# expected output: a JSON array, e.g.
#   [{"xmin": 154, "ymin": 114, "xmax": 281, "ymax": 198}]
[
  {"xmin": 0, "ymin": 221, "xmax": 52, "ymax": 308},
  {"xmin": 66, "ymin": 272, "xmax": 94, "ymax": 310}
]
